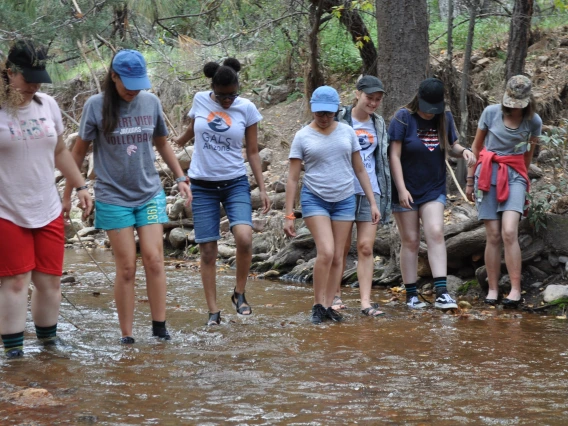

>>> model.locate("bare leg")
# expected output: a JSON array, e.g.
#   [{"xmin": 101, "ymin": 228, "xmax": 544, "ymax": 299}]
[
  {"xmin": 0, "ymin": 272, "xmax": 30, "ymax": 335},
  {"xmin": 137, "ymin": 224, "xmax": 167, "ymax": 322},
  {"xmin": 419, "ymin": 201, "xmax": 447, "ymax": 278},
  {"xmin": 107, "ymin": 227, "xmax": 138, "ymax": 338},
  {"xmin": 484, "ymin": 220, "xmax": 502, "ymax": 300},
  {"xmin": 355, "ymin": 221, "xmax": 378, "ymax": 310},
  {"xmin": 501, "ymin": 211, "xmax": 523, "ymax": 300},
  {"xmin": 326, "ymin": 221, "xmax": 355, "ymax": 308},
  {"xmin": 30, "ymin": 271, "xmax": 61, "ymax": 327},
  {"xmin": 232, "ymin": 224, "xmax": 253, "ymax": 295},
  {"xmin": 199, "ymin": 241, "xmax": 219, "ymax": 313},
  {"xmin": 304, "ymin": 216, "xmax": 334, "ymax": 306},
  {"xmin": 393, "ymin": 211, "xmax": 420, "ymax": 284}
]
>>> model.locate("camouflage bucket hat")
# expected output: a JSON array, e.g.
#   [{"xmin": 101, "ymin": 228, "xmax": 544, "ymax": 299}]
[{"xmin": 502, "ymin": 75, "xmax": 532, "ymax": 108}]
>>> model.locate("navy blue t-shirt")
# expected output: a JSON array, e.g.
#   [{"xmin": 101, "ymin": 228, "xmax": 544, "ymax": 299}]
[{"xmin": 388, "ymin": 108, "xmax": 458, "ymax": 205}]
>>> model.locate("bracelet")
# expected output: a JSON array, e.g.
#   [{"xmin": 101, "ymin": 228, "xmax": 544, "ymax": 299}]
[
  {"xmin": 466, "ymin": 176, "xmax": 474, "ymax": 180},
  {"xmin": 175, "ymin": 176, "xmax": 189, "ymax": 184},
  {"xmin": 466, "ymin": 184, "xmax": 474, "ymax": 187},
  {"xmin": 75, "ymin": 185, "xmax": 88, "ymax": 192},
  {"xmin": 285, "ymin": 213, "xmax": 296, "ymax": 220},
  {"xmin": 461, "ymin": 147, "xmax": 472, "ymax": 156}
]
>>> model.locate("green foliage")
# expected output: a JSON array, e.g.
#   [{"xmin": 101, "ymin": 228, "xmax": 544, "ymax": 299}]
[
  {"xmin": 430, "ymin": 16, "xmax": 510, "ymax": 53},
  {"xmin": 526, "ymin": 193, "xmax": 549, "ymax": 233},
  {"xmin": 457, "ymin": 279, "xmax": 478, "ymax": 294}
]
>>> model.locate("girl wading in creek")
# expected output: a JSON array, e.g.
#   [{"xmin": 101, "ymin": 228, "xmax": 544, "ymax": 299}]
[
  {"xmin": 64, "ymin": 50, "xmax": 190, "ymax": 344},
  {"xmin": 176, "ymin": 58, "xmax": 271, "ymax": 326},
  {"xmin": 284, "ymin": 86, "xmax": 380, "ymax": 324},
  {"xmin": 0, "ymin": 40, "xmax": 92, "ymax": 359},
  {"xmin": 388, "ymin": 78, "xmax": 476, "ymax": 310},
  {"xmin": 466, "ymin": 75, "xmax": 542, "ymax": 309}
]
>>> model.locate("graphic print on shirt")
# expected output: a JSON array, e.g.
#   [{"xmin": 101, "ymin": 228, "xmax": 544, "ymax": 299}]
[
  {"xmin": 202, "ymin": 111, "xmax": 233, "ymax": 151},
  {"xmin": 356, "ymin": 129, "xmax": 375, "ymax": 169},
  {"xmin": 417, "ymin": 128, "xmax": 439, "ymax": 152},
  {"xmin": 8, "ymin": 118, "xmax": 55, "ymax": 141},
  {"xmin": 105, "ymin": 115, "xmax": 156, "ymax": 155}
]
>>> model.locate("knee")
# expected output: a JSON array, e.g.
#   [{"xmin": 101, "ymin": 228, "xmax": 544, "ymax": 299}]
[
  {"xmin": 401, "ymin": 235, "xmax": 420, "ymax": 253},
  {"xmin": 501, "ymin": 228, "xmax": 518, "ymax": 246},
  {"xmin": 486, "ymin": 230, "xmax": 502, "ymax": 246},
  {"xmin": 357, "ymin": 242, "xmax": 374, "ymax": 259},
  {"xmin": 317, "ymin": 246, "xmax": 334, "ymax": 265},
  {"xmin": 200, "ymin": 245, "xmax": 218, "ymax": 265},
  {"xmin": 116, "ymin": 264, "xmax": 137, "ymax": 283},
  {"xmin": 235, "ymin": 235, "xmax": 252, "ymax": 256},
  {"xmin": 142, "ymin": 253, "xmax": 164, "ymax": 276},
  {"xmin": 427, "ymin": 226, "xmax": 445, "ymax": 245},
  {"xmin": 2, "ymin": 274, "xmax": 29, "ymax": 294}
]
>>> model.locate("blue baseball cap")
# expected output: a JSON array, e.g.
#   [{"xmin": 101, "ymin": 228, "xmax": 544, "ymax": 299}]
[
  {"xmin": 112, "ymin": 50, "xmax": 151, "ymax": 91},
  {"xmin": 310, "ymin": 85, "xmax": 340, "ymax": 112}
]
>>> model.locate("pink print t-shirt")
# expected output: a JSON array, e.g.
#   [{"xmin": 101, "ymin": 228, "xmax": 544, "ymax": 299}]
[{"xmin": 0, "ymin": 93, "xmax": 64, "ymax": 228}]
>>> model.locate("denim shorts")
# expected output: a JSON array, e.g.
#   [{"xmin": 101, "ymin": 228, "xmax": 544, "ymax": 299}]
[
  {"xmin": 95, "ymin": 190, "xmax": 168, "ymax": 230},
  {"xmin": 391, "ymin": 193, "xmax": 446, "ymax": 213},
  {"xmin": 191, "ymin": 175, "xmax": 252, "ymax": 243},
  {"xmin": 300, "ymin": 186, "xmax": 355, "ymax": 221},
  {"xmin": 354, "ymin": 193, "xmax": 380, "ymax": 222}
]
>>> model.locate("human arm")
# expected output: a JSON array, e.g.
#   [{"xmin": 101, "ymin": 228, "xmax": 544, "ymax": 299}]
[
  {"xmin": 154, "ymin": 135, "xmax": 192, "ymax": 205},
  {"xmin": 352, "ymin": 153, "xmax": 380, "ymax": 224},
  {"xmin": 450, "ymin": 142, "xmax": 476, "ymax": 167},
  {"xmin": 465, "ymin": 128, "xmax": 488, "ymax": 201},
  {"xmin": 245, "ymin": 123, "xmax": 271, "ymax": 214},
  {"xmin": 59, "ymin": 135, "xmax": 92, "ymax": 220},
  {"xmin": 175, "ymin": 118, "xmax": 195, "ymax": 147},
  {"xmin": 388, "ymin": 140, "xmax": 413, "ymax": 209},
  {"xmin": 283, "ymin": 159, "xmax": 302, "ymax": 238},
  {"xmin": 524, "ymin": 136, "xmax": 538, "ymax": 170}
]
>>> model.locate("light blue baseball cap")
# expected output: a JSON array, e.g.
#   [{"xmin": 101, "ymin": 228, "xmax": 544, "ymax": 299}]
[
  {"xmin": 310, "ymin": 85, "xmax": 340, "ymax": 112},
  {"xmin": 112, "ymin": 49, "xmax": 151, "ymax": 90}
]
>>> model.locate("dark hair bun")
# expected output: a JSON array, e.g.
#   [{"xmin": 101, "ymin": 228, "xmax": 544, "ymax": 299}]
[
  {"xmin": 203, "ymin": 61, "xmax": 220, "ymax": 78},
  {"xmin": 223, "ymin": 58, "xmax": 241, "ymax": 73}
]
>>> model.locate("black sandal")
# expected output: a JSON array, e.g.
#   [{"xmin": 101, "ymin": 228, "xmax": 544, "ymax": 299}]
[
  {"xmin": 231, "ymin": 288, "xmax": 252, "ymax": 315},
  {"xmin": 206, "ymin": 311, "xmax": 221, "ymax": 326}
]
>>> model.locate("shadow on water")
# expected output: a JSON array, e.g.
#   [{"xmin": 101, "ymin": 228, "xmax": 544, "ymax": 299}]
[{"xmin": 2, "ymin": 248, "xmax": 568, "ymax": 425}]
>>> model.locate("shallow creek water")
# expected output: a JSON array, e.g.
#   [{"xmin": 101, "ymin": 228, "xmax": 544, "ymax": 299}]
[{"xmin": 1, "ymin": 248, "xmax": 568, "ymax": 425}]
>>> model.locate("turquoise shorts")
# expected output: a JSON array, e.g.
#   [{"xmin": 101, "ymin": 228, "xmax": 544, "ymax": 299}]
[{"xmin": 94, "ymin": 191, "xmax": 168, "ymax": 230}]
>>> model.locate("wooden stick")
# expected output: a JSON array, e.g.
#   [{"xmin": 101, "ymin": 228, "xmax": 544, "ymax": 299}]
[
  {"xmin": 446, "ymin": 159, "xmax": 473, "ymax": 204},
  {"xmin": 77, "ymin": 39, "xmax": 101, "ymax": 94}
]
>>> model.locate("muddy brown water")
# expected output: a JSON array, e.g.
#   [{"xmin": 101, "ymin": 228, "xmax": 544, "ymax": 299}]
[{"xmin": 1, "ymin": 249, "xmax": 568, "ymax": 425}]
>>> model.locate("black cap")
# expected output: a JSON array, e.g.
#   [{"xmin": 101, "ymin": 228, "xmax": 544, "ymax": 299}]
[
  {"xmin": 7, "ymin": 40, "xmax": 52, "ymax": 84},
  {"xmin": 418, "ymin": 78, "xmax": 444, "ymax": 114},
  {"xmin": 356, "ymin": 75, "xmax": 385, "ymax": 94}
]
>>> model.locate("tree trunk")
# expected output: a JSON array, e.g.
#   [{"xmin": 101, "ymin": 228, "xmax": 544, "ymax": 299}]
[
  {"xmin": 305, "ymin": 0, "xmax": 326, "ymax": 114},
  {"xmin": 376, "ymin": 0, "xmax": 429, "ymax": 122},
  {"xmin": 447, "ymin": 0, "xmax": 454, "ymax": 64},
  {"xmin": 505, "ymin": 0, "xmax": 534, "ymax": 81}
]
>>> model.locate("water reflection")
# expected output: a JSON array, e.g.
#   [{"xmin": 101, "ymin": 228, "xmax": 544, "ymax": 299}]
[{"xmin": 1, "ymin": 248, "xmax": 568, "ymax": 425}]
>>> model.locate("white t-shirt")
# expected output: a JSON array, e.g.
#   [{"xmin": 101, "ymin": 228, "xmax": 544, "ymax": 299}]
[
  {"xmin": 188, "ymin": 91, "xmax": 262, "ymax": 181},
  {"xmin": 352, "ymin": 117, "xmax": 380, "ymax": 195},
  {"xmin": 0, "ymin": 93, "xmax": 64, "ymax": 228},
  {"xmin": 289, "ymin": 122, "xmax": 360, "ymax": 202}
]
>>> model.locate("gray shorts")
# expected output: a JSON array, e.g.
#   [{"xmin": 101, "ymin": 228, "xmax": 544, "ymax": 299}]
[
  {"xmin": 475, "ymin": 174, "xmax": 527, "ymax": 220},
  {"xmin": 354, "ymin": 193, "xmax": 380, "ymax": 222}
]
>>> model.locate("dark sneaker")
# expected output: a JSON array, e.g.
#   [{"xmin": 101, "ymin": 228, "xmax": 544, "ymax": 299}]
[
  {"xmin": 407, "ymin": 295, "xmax": 426, "ymax": 309},
  {"xmin": 434, "ymin": 293, "xmax": 458, "ymax": 310},
  {"xmin": 310, "ymin": 304, "xmax": 326, "ymax": 324},
  {"xmin": 39, "ymin": 336, "xmax": 74, "ymax": 354},
  {"xmin": 326, "ymin": 307, "xmax": 344, "ymax": 322},
  {"xmin": 120, "ymin": 336, "xmax": 135, "ymax": 345},
  {"xmin": 152, "ymin": 327, "xmax": 171, "ymax": 341},
  {"xmin": 5, "ymin": 348, "xmax": 24, "ymax": 359}
]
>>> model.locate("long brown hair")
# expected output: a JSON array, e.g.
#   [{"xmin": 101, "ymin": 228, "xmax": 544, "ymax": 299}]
[
  {"xmin": 101, "ymin": 53, "xmax": 122, "ymax": 137},
  {"xmin": 502, "ymin": 95, "xmax": 537, "ymax": 120},
  {"xmin": 403, "ymin": 94, "xmax": 450, "ymax": 152},
  {"xmin": 0, "ymin": 67, "xmax": 42, "ymax": 110}
]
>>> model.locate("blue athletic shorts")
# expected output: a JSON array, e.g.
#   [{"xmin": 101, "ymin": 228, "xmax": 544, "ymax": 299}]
[
  {"xmin": 391, "ymin": 193, "xmax": 446, "ymax": 213},
  {"xmin": 300, "ymin": 185, "xmax": 355, "ymax": 221},
  {"xmin": 94, "ymin": 190, "xmax": 168, "ymax": 230},
  {"xmin": 190, "ymin": 175, "xmax": 253, "ymax": 244}
]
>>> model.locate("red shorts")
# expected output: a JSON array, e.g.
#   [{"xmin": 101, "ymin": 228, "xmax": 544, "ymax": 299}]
[{"xmin": 0, "ymin": 215, "xmax": 65, "ymax": 277}]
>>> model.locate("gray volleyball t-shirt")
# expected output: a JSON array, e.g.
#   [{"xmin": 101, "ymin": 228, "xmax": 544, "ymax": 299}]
[
  {"xmin": 79, "ymin": 91, "xmax": 168, "ymax": 207},
  {"xmin": 289, "ymin": 122, "xmax": 360, "ymax": 202}
]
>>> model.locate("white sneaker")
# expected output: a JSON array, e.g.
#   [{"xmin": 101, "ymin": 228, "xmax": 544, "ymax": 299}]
[
  {"xmin": 406, "ymin": 295, "xmax": 426, "ymax": 309},
  {"xmin": 435, "ymin": 293, "xmax": 458, "ymax": 309}
]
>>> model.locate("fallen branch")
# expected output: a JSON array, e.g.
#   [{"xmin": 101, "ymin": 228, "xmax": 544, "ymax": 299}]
[{"xmin": 446, "ymin": 159, "xmax": 472, "ymax": 203}]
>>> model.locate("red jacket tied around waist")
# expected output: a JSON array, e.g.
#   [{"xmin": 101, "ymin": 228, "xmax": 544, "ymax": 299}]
[{"xmin": 476, "ymin": 148, "xmax": 530, "ymax": 204}]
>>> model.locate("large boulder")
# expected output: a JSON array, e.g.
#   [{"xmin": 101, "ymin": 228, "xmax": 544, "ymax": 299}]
[
  {"xmin": 168, "ymin": 198, "xmax": 187, "ymax": 220},
  {"xmin": 168, "ymin": 228, "xmax": 194, "ymax": 249},
  {"xmin": 258, "ymin": 148, "xmax": 273, "ymax": 172},
  {"xmin": 543, "ymin": 284, "xmax": 568, "ymax": 303},
  {"xmin": 176, "ymin": 147, "xmax": 194, "ymax": 170}
]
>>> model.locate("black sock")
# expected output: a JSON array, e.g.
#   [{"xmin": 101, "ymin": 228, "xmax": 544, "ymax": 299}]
[
  {"xmin": 35, "ymin": 324, "xmax": 57, "ymax": 341},
  {"xmin": 405, "ymin": 283, "xmax": 417, "ymax": 300},
  {"xmin": 434, "ymin": 277, "xmax": 447, "ymax": 297},
  {"xmin": 2, "ymin": 331, "xmax": 24, "ymax": 354},
  {"xmin": 152, "ymin": 321, "xmax": 169, "ymax": 338}
]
